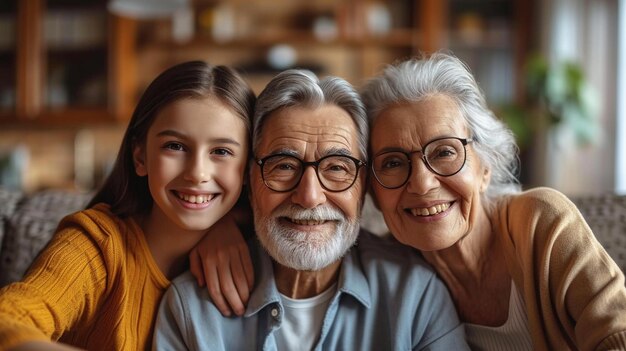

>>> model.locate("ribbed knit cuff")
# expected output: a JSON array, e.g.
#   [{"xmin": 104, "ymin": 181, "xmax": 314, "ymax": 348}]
[{"xmin": 597, "ymin": 331, "xmax": 626, "ymax": 351}]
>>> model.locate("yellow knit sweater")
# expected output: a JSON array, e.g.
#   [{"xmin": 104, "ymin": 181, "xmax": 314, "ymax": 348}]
[
  {"xmin": 493, "ymin": 187, "xmax": 626, "ymax": 350},
  {"xmin": 0, "ymin": 203, "xmax": 170, "ymax": 350}
]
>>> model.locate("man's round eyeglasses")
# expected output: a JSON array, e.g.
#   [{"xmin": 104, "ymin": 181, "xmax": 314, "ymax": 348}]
[
  {"xmin": 256, "ymin": 154, "xmax": 367, "ymax": 192},
  {"xmin": 371, "ymin": 137, "xmax": 474, "ymax": 189}
]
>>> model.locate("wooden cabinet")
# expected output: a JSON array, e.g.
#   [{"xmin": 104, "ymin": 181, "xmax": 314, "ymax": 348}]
[
  {"xmin": 0, "ymin": 2, "xmax": 17, "ymax": 118},
  {"xmin": 1, "ymin": 0, "xmax": 137, "ymax": 127},
  {"xmin": 1, "ymin": 0, "xmax": 530, "ymax": 126},
  {"xmin": 0, "ymin": 0, "xmax": 532, "ymax": 192},
  {"xmin": 444, "ymin": 0, "xmax": 532, "ymax": 105},
  {"xmin": 135, "ymin": 0, "xmax": 531, "ymax": 104},
  {"xmin": 136, "ymin": 0, "xmax": 425, "ymax": 92}
]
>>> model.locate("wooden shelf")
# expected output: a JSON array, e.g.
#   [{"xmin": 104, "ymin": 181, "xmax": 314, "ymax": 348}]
[
  {"xmin": 143, "ymin": 28, "xmax": 420, "ymax": 50},
  {"xmin": 0, "ymin": 108, "xmax": 128, "ymax": 128},
  {"xmin": 0, "ymin": 0, "xmax": 137, "ymax": 127},
  {"xmin": 448, "ymin": 33, "xmax": 512, "ymax": 50},
  {"xmin": 0, "ymin": 110, "xmax": 13, "ymax": 120},
  {"xmin": 38, "ymin": 108, "xmax": 120, "ymax": 125},
  {"xmin": 2, "ymin": 0, "xmax": 530, "ymax": 127}
]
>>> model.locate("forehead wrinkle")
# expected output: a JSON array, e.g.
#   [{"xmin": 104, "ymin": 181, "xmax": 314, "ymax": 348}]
[
  {"xmin": 260, "ymin": 127, "xmax": 356, "ymax": 157},
  {"xmin": 263, "ymin": 136, "xmax": 354, "ymax": 159},
  {"xmin": 272, "ymin": 122, "xmax": 354, "ymax": 140},
  {"xmin": 258, "ymin": 104, "xmax": 359, "ymax": 159},
  {"xmin": 374, "ymin": 99, "xmax": 468, "ymax": 153}
]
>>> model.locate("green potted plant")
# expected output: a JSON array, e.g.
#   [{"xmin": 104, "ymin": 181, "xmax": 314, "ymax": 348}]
[
  {"xmin": 525, "ymin": 54, "xmax": 599, "ymax": 144},
  {"xmin": 500, "ymin": 54, "xmax": 600, "ymax": 185}
]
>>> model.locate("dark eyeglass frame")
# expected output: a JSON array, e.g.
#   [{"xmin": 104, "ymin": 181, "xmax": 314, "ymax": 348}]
[
  {"xmin": 256, "ymin": 153, "xmax": 367, "ymax": 193},
  {"xmin": 371, "ymin": 137, "xmax": 474, "ymax": 189}
]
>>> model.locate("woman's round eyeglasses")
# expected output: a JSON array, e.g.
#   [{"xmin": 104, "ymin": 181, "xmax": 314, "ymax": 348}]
[{"xmin": 371, "ymin": 137, "xmax": 473, "ymax": 189}]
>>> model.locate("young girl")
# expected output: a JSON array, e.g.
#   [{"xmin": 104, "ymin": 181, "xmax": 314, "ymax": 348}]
[{"xmin": 0, "ymin": 61, "xmax": 255, "ymax": 350}]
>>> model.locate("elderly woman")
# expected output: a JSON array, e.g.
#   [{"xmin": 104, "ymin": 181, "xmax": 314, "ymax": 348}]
[
  {"xmin": 360, "ymin": 52, "xmax": 626, "ymax": 350},
  {"xmin": 194, "ymin": 53, "xmax": 626, "ymax": 350}
]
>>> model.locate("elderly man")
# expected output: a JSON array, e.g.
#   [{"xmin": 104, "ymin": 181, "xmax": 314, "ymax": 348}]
[{"xmin": 153, "ymin": 70, "xmax": 468, "ymax": 350}]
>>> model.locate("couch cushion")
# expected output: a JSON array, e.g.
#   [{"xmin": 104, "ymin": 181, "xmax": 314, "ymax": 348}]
[
  {"xmin": 0, "ymin": 187, "xmax": 23, "ymax": 258},
  {"xmin": 572, "ymin": 193, "xmax": 626, "ymax": 273},
  {"xmin": 0, "ymin": 190, "xmax": 92, "ymax": 286}
]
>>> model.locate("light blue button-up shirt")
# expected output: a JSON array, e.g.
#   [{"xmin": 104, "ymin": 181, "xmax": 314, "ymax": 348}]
[{"xmin": 153, "ymin": 230, "xmax": 468, "ymax": 350}]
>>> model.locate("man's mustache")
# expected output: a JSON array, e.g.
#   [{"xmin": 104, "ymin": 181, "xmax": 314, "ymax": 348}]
[{"xmin": 271, "ymin": 204, "xmax": 345, "ymax": 222}]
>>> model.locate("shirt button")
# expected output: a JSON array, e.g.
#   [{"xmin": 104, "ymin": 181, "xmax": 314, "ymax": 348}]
[{"xmin": 271, "ymin": 308, "xmax": 279, "ymax": 318}]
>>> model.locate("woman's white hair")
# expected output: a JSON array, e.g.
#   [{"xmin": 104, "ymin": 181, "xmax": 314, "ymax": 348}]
[{"xmin": 361, "ymin": 52, "xmax": 521, "ymax": 205}]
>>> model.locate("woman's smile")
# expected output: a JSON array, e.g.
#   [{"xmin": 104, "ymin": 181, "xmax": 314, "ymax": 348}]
[{"xmin": 406, "ymin": 201, "xmax": 452, "ymax": 217}]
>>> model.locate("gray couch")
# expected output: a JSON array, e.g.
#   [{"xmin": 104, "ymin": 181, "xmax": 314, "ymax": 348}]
[
  {"xmin": 0, "ymin": 187, "xmax": 625, "ymax": 287},
  {"xmin": 0, "ymin": 188, "xmax": 92, "ymax": 286}
]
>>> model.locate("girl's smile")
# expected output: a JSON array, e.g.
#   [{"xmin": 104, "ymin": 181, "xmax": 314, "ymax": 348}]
[{"xmin": 172, "ymin": 190, "xmax": 219, "ymax": 209}]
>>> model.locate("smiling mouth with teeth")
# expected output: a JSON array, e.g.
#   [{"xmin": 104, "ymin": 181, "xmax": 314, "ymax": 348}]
[
  {"xmin": 175, "ymin": 191, "xmax": 215, "ymax": 204},
  {"xmin": 285, "ymin": 218, "xmax": 328, "ymax": 226},
  {"xmin": 409, "ymin": 202, "xmax": 451, "ymax": 217}
]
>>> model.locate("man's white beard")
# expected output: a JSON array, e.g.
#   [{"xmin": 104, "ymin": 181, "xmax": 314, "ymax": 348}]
[{"xmin": 253, "ymin": 202, "xmax": 360, "ymax": 271}]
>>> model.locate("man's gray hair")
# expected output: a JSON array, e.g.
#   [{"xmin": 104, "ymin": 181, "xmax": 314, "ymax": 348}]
[
  {"xmin": 361, "ymin": 52, "xmax": 521, "ymax": 204},
  {"xmin": 253, "ymin": 69, "xmax": 368, "ymax": 160}
]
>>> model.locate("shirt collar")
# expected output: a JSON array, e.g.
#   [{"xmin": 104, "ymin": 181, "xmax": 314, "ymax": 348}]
[
  {"xmin": 336, "ymin": 236, "xmax": 371, "ymax": 308},
  {"xmin": 244, "ymin": 239, "xmax": 280, "ymax": 317}
]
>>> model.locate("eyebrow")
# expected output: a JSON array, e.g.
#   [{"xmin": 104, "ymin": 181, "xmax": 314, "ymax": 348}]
[
  {"xmin": 263, "ymin": 146, "xmax": 355, "ymax": 159},
  {"xmin": 375, "ymin": 134, "xmax": 460, "ymax": 155},
  {"xmin": 156, "ymin": 130, "xmax": 242, "ymax": 146},
  {"xmin": 323, "ymin": 147, "xmax": 353, "ymax": 157},
  {"xmin": 375, "ymin": 146, "xmax": 410, "ymax": 155}
]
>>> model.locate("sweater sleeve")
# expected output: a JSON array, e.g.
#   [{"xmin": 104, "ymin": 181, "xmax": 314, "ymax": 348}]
[
  {"xmin": 502, "ymin": 188, "xmax": 626, "ymax": 351},
  {"xmin": 0, "ymin": 212, "xmax": 110, "ymax": 349}
]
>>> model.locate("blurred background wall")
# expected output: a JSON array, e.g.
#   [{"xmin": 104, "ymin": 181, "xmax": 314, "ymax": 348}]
[{"xmin": 0, "ymin": 0, "xmax": 623, "ymax": 196}]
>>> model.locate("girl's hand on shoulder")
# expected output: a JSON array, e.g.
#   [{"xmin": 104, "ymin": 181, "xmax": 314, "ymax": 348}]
[{"xmin": 189, "ymin": 214, "xmax": 254, "ymax": 317}]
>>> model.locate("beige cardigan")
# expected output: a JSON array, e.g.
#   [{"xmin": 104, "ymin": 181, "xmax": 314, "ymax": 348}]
[{"xmin": 493, "ymin": 187, "xmax": 626, "ymax": 350}]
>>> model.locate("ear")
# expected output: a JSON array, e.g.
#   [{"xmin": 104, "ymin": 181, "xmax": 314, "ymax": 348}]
[
  {"xmin": 480, "ymin": 166, "xmax": 492, "ymax": 193},
  {"xmin": 133, "ymin": 143, "xmax": 148, "ymax": 177}
]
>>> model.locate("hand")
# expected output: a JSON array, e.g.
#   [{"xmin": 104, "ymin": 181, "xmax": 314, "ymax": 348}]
[{"xmin": 189, "ymin": 215, "xmax": 254, "ymax": 317}]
